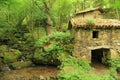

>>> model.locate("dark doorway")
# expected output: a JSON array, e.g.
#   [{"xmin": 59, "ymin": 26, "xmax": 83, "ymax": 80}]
[
  {"xmin": 91, "ymin": 48, "xmax": 110, "ymax": 70},
  {"xmin": 91, "ymin": 49, "xmax": 103, "ymax": 63},
  {"xmin": 91, "ymin": 48, "xmax": 109, "ymax": 64}
]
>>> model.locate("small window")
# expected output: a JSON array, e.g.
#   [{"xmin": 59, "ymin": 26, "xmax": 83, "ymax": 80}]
[{"xmin": 92, "ymin": 31, "xmax": 99, "ymax": 38}]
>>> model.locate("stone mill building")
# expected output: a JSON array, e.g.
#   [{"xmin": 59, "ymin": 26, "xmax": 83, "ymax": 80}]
[{"xmin": 68, "ymin": 8, "xmax": 120, "ymax": 64}]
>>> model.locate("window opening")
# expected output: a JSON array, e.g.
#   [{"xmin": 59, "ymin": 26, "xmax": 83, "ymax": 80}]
[{"xmin": 93, "ymin": 31, "xmax": 99, "ymax": 38}]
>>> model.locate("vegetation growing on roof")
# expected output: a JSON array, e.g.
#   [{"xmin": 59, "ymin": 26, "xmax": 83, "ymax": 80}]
[{"xmin": 86, "ymin": 18, "xmax": 96, "ymax": 25}]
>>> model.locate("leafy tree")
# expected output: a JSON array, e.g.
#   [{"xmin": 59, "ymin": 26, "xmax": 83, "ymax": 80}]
[{"xmin": 51, "ymin": 0, "xmax": 75, "ymax": 30}]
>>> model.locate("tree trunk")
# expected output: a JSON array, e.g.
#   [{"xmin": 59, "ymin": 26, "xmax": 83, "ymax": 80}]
[
  {"xmin": 115, "ymin": 8, "xmax": 119, "ymax": 20},
  {"xmin": 33, "ymin": 0, "xmax": 54, "ymax": 35},
  {"xmin": 43, "ymin": 0, "xmax": 53, "ymax": 35},
  {"xmin": 45, "ymin": 16, "xmax": 53, "ymax": 35}
]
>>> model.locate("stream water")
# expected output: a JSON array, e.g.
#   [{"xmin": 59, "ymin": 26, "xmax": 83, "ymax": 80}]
[{"xmin": 0, "ymin": 66, "xmax": 59, "ymax": 80}]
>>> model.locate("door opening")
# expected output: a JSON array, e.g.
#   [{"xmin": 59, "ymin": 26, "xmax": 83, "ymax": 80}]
[{"xmin": 91, "ymin": 48, "xmax": 109, "ymax": 64}]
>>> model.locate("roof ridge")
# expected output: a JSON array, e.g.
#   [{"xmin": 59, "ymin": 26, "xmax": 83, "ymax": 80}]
[
  {"xmin": 75, "ymin": 7, "xmax": 103, "ymax": 15},
  {"xmin": 69, "ymin": 18, "xmax": 120, "ymax": 29}
]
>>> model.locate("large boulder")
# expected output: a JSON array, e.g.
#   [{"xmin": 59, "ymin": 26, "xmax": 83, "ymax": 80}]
[
  {"xmin": 10, "ymin": 61, "xmax": 33, "ymax": 69},
  {"xmin": 33, "ymin": 32, "xmax": 72, "ymax": 65},
  {"xmin": 0, "ymin": 58, "xmax": 2, "ymax": 69},
  {"xmin": 0, "ymin": 45, "xmax": 8, "ymax": 57},
  {"xmin": 0, "ymin": 64, "xmax": 11, "ymax": 72},
  {"xmin": 33, "ymin": 48, "xmax": 61, "ymax": 65},
  {"xmin": 3, "ymin": 49, "xmax": 22, "ymax": 63}
]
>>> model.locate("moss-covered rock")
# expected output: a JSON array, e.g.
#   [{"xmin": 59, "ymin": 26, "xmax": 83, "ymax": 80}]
[
  {"xmin": 10, "ymin": 61, "xmax": 33, "ymax": 69},
  {"xmin": 33, "ymin": 32, "xmax": 72, "ymax": 65},
  {"xmin": 0, "ymin": 58, "xmax": 2, "ymax": 65},
  {"xmin": 3, "ymin": 49, "xmax": 22, "ymax": 63},
  {"xmin": 0, "ymin": 45, "xmax": 8, "ymax": 57},
  {"xmin": 33, "ymin": 48, "xmax": 49, "ymax": 65},
  {"xmin": 26, "ymin": 54, "xmax": 33, "ymax": 60},
  {"xmin": 0, "ymin": 45, "xmax": 8, "ymax": 52}
]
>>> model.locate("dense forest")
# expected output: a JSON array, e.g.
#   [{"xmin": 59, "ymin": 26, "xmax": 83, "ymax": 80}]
[{"xmin": 0, "ymin": 0, "xmax": 120, "ymax": 80}]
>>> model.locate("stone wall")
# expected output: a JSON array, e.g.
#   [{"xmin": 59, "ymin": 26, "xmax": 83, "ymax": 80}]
[
  {"xmin": 73, "ymin": 28, "xmax": 120, "ymax": 62},
  {"xmin": 110, "ymin": 29, "xmax": 120, "ymax": 59}
]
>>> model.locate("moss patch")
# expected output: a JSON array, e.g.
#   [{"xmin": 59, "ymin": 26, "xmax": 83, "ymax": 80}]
[
  {"xmin": 3, "ymin": 49, "xmax": 22, "ymax": 63},
  {"xmin": 10, "ymin": 61, "xmax": 33, "ymax": 69}
]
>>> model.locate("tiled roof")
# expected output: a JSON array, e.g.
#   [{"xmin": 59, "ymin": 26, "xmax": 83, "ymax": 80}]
[
  {"xmin": 75, "ymin": 7, "xmax": 103, "ymax": 15},
  {"xmin": 69, "ymin": 18, "xmax": 120, "ymax": 29}
]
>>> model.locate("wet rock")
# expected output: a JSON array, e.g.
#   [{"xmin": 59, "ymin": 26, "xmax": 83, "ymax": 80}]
[
  {"xmin": 0, "ymin": 45, "xmax": 8, "ymax": 57},
  {"xmin": 10, "ymin": 61, "xmax": 33, "ymax": 69},
  {"xmin": 0, "ymin": 64, "xmax": 11, "ymax": 72},
  {"xmin": 33, "ymin": 48, "xmax": 62, "ymax": 66},
  {"xmin": 0, "ymin": 58, "xmax": 2, "ymax": 64}
]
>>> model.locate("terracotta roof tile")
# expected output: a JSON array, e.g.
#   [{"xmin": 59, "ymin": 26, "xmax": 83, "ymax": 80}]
[{"xmin": 70, "ymin": 18, "xmax": 120, "ymax": 29}]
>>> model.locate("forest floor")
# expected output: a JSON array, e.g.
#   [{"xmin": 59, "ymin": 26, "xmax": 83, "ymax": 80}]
[
  {"xmin": 91, "ymin": 62, "xmax": 109, "ymax": 75},
  {"xmin": 0, "ymin": 63, "xmax": 120, "ymax": 80},
  {"xmin": 91, "ymin": 61, "xmax": 120, "ymax": 79},
  {"xmin": 0, "ymin": 66, "xmax": 59, "ymax": 80}
]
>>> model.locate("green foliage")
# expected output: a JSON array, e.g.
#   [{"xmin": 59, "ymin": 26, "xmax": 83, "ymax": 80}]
[
  {"xmin": 59, "ymin": 56, "xmax": 92, "ymax": 71},
  {"xmin": 108, "ymin": 58, "xmax": 120, "ymax": 70},
  {"xmin": 35, "ymin": 31, "xmax": 71, "ymax": 47},
  {"xmin": 32, "ymin": 27, "xmax": 46, "ymax": 40},
  {"xmin": 109, "ymin": 0, "xmax": 120, "ymax": 8},
  {"xmin": 57, "ymin": 56, "xmax": 93, "ymax": 80},
  {"xmin": 10, "ymin": 61, "xmax": 33, "ymax": 69},
  {"xmin": 51, "ymin": 0, "xmax": 75, "ymax": 25},
  {"xmin": 110, "ymin": 68, "xmax": 118, "ymax": 80},
  {"xmin": 33, "ymin": 0, "xmax": 47, "ymax": 20},
  {"xmin": 57, "ymin": 56, "xmax": 118, "ymax": 80},
  {"xmin": 58, "ymin": 70, "xmax": 115, "ymax": 80},
  {"xmin": 0, "ymin": 45, "xmax": 8, "ymax": 53},
  {"xmin": 34, "ymin": 32, "xmax": 72, "ymax": 65},
  {"xmin": 86, "ymin": 18, "xmax": 95, "ymax": 25},
  {"xmin": 3, "ymin": 49, "xmax": 22, "ymax": 63},
  {"xmin": 0, "ymin": 0, "xmax": 28, "ymax": 27},
  {"xmin": 12, "ymin": 49, "xmax": 21, "ymax": 55}
]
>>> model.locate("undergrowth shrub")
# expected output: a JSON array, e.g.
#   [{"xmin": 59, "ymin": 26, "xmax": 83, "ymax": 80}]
[
  {"xmin": 57, "ymin": 56, "xmax": 118, "ymax": 80},
  {"xmin": 59, "ymin": 56, "xmax": 92, "ymax": 71},
  {"xmin": 108, "ymin": 58, "xmax": 120, "ymax": 71},
  {"xmin": 110, "ymin": 68, "xmax": 118, "ymax": 80},
  {"xmin": 34, "ymin": 31, "xmax": 73, "ymax": 65}
]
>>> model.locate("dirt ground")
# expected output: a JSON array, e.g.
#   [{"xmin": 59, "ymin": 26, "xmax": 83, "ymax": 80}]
[
  {"xmin": 91, "ymin": 61, "xmax": 120, "ymax": 80},
  {"xmin": 0, "ymin": 63, "xmax": 120, "ymax": 80},
  {"xmin": 91, "ymin": 61, "xmax": 109, "ymax": 75},
  {"xmin": 0, "ymin": 66, "xmax": 59, "ymax": 80}
]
